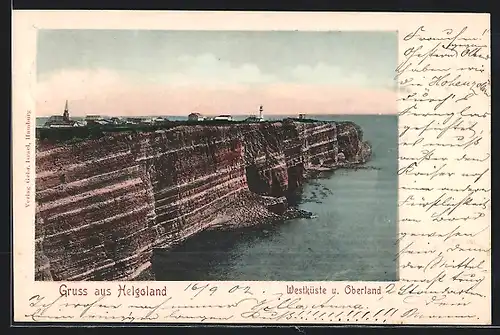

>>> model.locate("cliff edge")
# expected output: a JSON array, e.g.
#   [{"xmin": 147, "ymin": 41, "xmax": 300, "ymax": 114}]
[{"xmin": 35, "ymin": 119, "xmax": 371, "ymax": 281}]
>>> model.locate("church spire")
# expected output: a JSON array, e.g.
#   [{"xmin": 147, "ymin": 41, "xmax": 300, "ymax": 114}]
[{"xmin": 63, "ymin": 100, "xmax": 70, "ymax": 121}]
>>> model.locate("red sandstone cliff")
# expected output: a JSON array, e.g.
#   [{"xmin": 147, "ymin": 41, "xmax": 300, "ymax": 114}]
[{"xmin": 34, "ymin": 120, "xmax": 371, "ymax": 281}]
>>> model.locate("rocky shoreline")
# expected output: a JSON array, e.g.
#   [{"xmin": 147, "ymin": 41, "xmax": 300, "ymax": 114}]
[{"xmin": 209, "ymin": 138, "xmax": 372, "ymax": 232}]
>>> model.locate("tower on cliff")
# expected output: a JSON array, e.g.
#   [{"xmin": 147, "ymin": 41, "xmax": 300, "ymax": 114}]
[
  {"xmin": 259, "ymin": 105, "xmax": 264, "ymax": 121},
  {"xmin": 63, "ymin": 100, "xmax": 70, "ymax": 122}
]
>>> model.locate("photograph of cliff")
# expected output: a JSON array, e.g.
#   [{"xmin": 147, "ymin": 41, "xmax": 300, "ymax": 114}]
[{"xmin": 34, "ymin": 30, "xmax": 398, "ymax": 281}]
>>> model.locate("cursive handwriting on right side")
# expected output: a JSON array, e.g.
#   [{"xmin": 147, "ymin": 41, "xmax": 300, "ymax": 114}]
[{"xmin": 395, "ymin": 24, "xmax": 490, "ymax": 322}]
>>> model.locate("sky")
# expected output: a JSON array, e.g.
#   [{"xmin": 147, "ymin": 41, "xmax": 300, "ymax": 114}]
[{"xmin": 36, "ymin": 30, "xmax": 398, "ymax": 117}]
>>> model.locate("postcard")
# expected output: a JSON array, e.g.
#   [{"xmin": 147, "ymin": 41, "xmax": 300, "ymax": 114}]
[{"xmin": 12, "ymin": 11, "xmax": 490, "ymax": 324}]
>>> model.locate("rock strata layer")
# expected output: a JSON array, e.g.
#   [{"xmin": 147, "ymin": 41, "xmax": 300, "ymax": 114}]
[{"xmin": 35, "ymin": 120, "xmax": 371, "ymax": 281}]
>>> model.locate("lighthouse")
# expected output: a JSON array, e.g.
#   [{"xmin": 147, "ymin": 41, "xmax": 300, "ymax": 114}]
[{"xmin": 258, "ymin": 105, "xmax": 264, "ymax": 121}]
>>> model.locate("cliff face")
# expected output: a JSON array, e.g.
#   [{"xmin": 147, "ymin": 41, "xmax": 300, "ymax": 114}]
[{"xmin": 35, "ymin": 120, "xmax": 371, "ymax": 281}]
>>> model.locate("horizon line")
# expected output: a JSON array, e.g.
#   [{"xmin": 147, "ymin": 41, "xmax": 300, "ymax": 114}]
[{"xmin": 35, "ymin": 112, "xmax": 398, "ymax": 117}]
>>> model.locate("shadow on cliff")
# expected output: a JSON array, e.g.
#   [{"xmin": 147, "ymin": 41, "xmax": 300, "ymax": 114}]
[{"xmin": 151, "ymin": 224, "xmax": 283, "ymax": 281}]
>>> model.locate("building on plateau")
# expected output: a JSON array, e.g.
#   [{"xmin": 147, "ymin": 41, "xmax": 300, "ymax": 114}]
[
  {"xmin": 109, "ymin": 117, "xmax": 125, "ymax": 125},
  {"xmin": 44, "ymin": 100, "xmax": 84, "ymax": 128},
  {"xmin": 153, "ymin": 117, "xmax": 168, "ymax": 123},
  {"xmin": 245, "ymin": 105, "xmax": 265, "ymax": 122},
  {"xmin": 125, "ymin": 117, "xmax": 144, "ymax": 125},
  {"xmin": 84, "ymin": 115, "xmax": 113, "ymax": 126},
  {"xmin": 188, "ymin": 112, "xmax": 206, "ymax": 121},
  {"xmin": 214, "ymin": 114, "xmax": 233, "ymax": 121}
]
